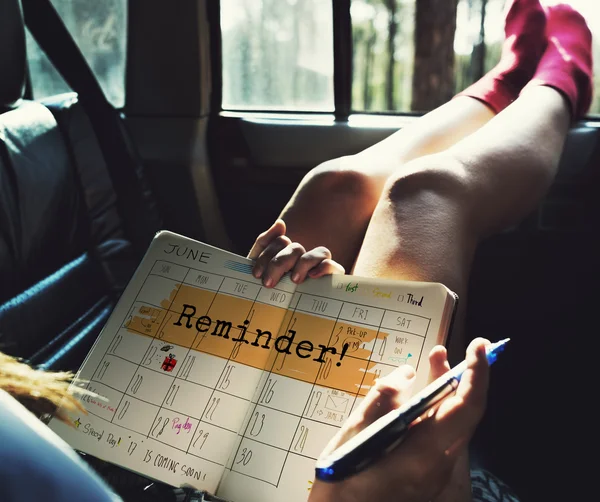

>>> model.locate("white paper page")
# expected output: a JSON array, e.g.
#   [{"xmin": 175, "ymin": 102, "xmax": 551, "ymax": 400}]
[
  {"xmin": 217, "ymin": 275, "xmax": 454, "ymax": 502},
  {"xmin": 49, "ymin": 231, "xmax": 297, "ymax": 492}
]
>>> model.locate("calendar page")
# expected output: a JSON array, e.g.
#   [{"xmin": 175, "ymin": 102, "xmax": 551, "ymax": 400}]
[
  {"xmin": 49, "ymin": 231, "xmax": 456, "ymax": 501},
  {"xmin": 216, "ymin": 264, "xmax": 454, "ymax": 502}
]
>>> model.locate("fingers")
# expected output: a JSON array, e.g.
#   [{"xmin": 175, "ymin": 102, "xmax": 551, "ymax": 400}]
[
  {"xmin": 255, "ymin": 244, "xmax": 344, "ymax": 287},
  {"xmin": 251, "ymin": 235, "xmax": 296, "ymax": 286},
  {"xmin": 319, "ymin": 364, "xmax": 416, "ymax": 458},
  {"xmin": 428, "ymin": 345, "xmax": 451, "ymax": 382},
  {"xmin": 454, "ymin": 337, "xmax": 490, "ymax": 407},
  {"xmin": 359, "ymin": 365, "xmax": 417, "ymax": 423},
  {"xmin": 289, "ymin": 246, "xmax": 332, "ymax": 283},
  {"xmin": 398, "ymin": 338, "xmax": 491, "ymax": 465},
  {"xmin": 247, "ymin": 219, "xmax": 286, "ymax": 260},
  {"xmin": 249, "ymin": 220, "xmax": 344, "ymax": 287},
  {"xmin": 306, "ymin": 258, "xmax": 345, "ymax": 279}
]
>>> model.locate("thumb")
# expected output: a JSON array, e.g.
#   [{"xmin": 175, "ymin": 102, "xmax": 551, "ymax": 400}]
[{"xmin": 247, "ymin": 219, "xmax": 286, "ymax": 259}]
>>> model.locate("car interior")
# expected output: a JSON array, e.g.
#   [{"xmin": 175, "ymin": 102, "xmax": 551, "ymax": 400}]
[{"xmin": 0, "ymin": 0, "xmax": 598, "ymax": 500}]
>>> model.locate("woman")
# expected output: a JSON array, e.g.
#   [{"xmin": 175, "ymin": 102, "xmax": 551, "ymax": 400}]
[
  {"xmin": 247, "ymin": 2, "xmax": 593, "ymax": 501},
  {"xmin": 248, "ymin": 0, "xmax": 593, "ymax": 363}
]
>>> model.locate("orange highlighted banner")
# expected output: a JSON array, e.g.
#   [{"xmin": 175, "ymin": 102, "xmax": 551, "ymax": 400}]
[
  {"xmin": 170, "ymin": 286, "xmax": 217, "ymax": 316},
  {"xmin": 206, "ymin": 294, "xmax": 254, "ymax": 325},
  {"xmin": 125, "ymin": 305, "xmax": 167, "ymax": 338},
  {"xmin": 286, "ymin": 312, "xmax": 336, "ymax": 346},
  {"xmin": 248, "ymin": 302, "xmax": 288, "ymax": 335},
  {"xmin": 270, "ymin": 348, "xmax": 320, "ymax": 384},
  {"xmin": 157, "ymin": 315, "xmax": 198, "ymax": 348},
  {"xmin": 315, "ymin": 355, "xmax": 370, "ymax": 394},
  {"xmin": 229, "ymin": 341, "xmax": 272, "ymax": 371},
  {"xmin": 329, "ymin": 322, "xmax": 383, "ymax": 360}
]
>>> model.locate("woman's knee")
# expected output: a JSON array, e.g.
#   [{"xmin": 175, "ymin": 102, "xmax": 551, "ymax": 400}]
[
  {"xmin": 300, "ymin": 156, "xmax": 382, "ymax": 208},
  {"xmin": 381, "ymin": 153, "xmax": 473, "ymax": 219}
]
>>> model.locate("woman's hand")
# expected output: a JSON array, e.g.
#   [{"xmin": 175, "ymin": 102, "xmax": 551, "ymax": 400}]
[
  {"xmin": 248, "ymin": 219, "xmax": 345, "ymax": 287},
  {"xmin": 308, "ymin": 337, "xmax": 491, "ymax": 502}
]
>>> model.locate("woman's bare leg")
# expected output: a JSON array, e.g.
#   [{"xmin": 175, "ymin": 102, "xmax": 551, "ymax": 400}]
[
  {"xmin": 353, "ymin": 86, "xmax": 570, "ymax": 361},
  {"xmin": 265, "ymin": 0, "xmax": 547, "ymax": 271},
  {"xmin": 352, "ymin": 0, "xmax": 593, "ymax": 360},
  {"xmin": 276, "ymin": 99, "xmax": 494, "ymax": 270},
  {"xmin": 353, "ymin": 6, "xmax": 591, "ymax": 500}
]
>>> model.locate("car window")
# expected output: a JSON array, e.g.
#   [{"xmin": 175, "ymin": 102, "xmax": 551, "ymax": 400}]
[{"xmin": 25, "ymin": 0, "xmax": 127, "ymax": 107}]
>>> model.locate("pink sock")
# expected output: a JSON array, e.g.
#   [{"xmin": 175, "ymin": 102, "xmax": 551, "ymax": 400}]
[
  {"xmin": 456, "ymin": 0, "xmax": 546, "ymax": 113},
  {"xmin": 522, "ymin": 4, "xmax": 593, "ymax": 120}
]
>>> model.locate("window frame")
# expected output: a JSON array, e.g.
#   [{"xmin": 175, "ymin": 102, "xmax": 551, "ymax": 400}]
[{"xmin": 211, "ymin": 0, "xmax": 599, "ymax": 122}]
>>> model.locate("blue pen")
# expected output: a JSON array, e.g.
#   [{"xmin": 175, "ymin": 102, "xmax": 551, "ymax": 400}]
[{"xmin": 315, "ymin": 338, "xmax": 510, "ymax": 482}]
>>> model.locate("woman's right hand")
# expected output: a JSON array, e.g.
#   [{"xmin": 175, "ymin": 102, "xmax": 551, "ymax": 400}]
[
  {"xmin": 308, "ymin": 337, "xmax": 492, "ymax": 502},
  {"xmin": 248, "ymin": 219, "xmax": 345, "ymax": 288}
]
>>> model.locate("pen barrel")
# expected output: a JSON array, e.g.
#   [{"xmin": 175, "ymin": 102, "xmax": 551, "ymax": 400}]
[
  {"xmin": 315, "ymin": 377, "xmax": 460, "ymax": 482},
  {"xmin": 403, "ymin": 377, "xmax": 459, "ymax": 423}
]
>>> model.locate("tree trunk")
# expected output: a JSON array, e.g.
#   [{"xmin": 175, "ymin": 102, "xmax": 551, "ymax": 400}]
[
  {"xmin": 411, "ymin": 0, "xmax": 459, "ymax": 112},
  {"xmin": 363, "ymin": 22, "xmax": 376, "ymax": 110},
  {"xmin": 471, "ymin": 0, "xmax": 487, "ymax": 82},
  {"xmin": 384, "ymin": 0, "xmax": 398, "ymax": 110}
]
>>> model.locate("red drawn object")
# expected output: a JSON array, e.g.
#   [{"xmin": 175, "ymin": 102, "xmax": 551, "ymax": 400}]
[{"xmin": 162, "ymin": 354, "xmax": 177, "ymax": 372}]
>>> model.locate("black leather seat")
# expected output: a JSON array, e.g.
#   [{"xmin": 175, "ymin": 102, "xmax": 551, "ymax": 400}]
[{"xmin": 0, "ymin": 0, "xmax": 161, "ymax": 372}]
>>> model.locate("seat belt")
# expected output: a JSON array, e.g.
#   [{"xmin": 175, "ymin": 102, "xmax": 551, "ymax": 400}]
[{"xmin": 21, "ymin": 0, "xmax": 162, "ymax": 257}]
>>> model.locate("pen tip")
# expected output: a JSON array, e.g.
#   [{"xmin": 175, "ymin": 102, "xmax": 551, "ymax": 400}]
[{"xmin": 495, "ymin": 338, "xmax": 510, "ymax": 351}]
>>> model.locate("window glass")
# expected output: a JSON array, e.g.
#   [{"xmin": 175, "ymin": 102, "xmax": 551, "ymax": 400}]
[
  {"xmin": 351, "ymin": 0, "xmax": 415, "ymax": 112},
  {"xmin": 26, "ymin": 0, "xmax": 127, "ymax": 107},
  {"xmin": 25, "ymin": 29, "xmax": 71, "ymax": 98},
  {"xmin": 352, "ymin": 0, "xmax": 600, "ymax": 115},
  {"xmin": 221, "ymin": 0, "xmax": 335, "ymax": 111}
]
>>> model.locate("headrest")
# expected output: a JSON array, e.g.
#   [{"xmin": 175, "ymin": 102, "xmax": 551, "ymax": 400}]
[{"xmin": 0, "ymin": 0, "xmax": 26, "ymax": 111}]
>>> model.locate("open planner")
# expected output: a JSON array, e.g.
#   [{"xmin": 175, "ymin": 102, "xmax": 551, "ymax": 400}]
[{"xmin": 49, "ymin": 230, "xmax": 458, "ymax": 502}]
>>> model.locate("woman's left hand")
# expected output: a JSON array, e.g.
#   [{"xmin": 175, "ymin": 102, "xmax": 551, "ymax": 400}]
[{"xmin": 248, "ymin": 219, "xmax": 345, "ymax": 287}]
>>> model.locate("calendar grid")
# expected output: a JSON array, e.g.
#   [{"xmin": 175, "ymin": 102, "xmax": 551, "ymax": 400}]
[{"xmin": 62, "ymin": 245, "xmax": 441, "ymax": 498}]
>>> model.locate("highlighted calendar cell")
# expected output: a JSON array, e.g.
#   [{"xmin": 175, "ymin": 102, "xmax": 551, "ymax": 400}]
[
  {"xmin": 124, "ymin": 303, "xmax": 167, "ymax": 338},
  {"xmin": 228, "ymin": 340, "xmax": 272, "ymax": 372},
  {"xmin": 314, "ymin": 353, "xmax": 369, "ymax": 394},
  {"xmin": 194, "ymin": 327, "xmax": 243, "ymax": 359},
  {"xmin": 156, "ymin": 315, "xmax": 198, "ymax": 348},
  {"xmin": 170, "ymin": 286, "xmax": 217, "ymax": 317},
  {"xmin": 283, "ymin": 312, "xmax": 336, "ymax": 346},
  {"xmin": 246, "ymin": 302, "xmax": 288, "ymax": 335},
  {"xmin": 206, "ymin": 293, "xmax": 255, "ymax": 326},
  {"xmin": 270, "ymin": 348, "xmax": 320, "ymax": 384},
  {"xmin": 328, "ymin": 321, "xmax": 381, "ymax": 360}
]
